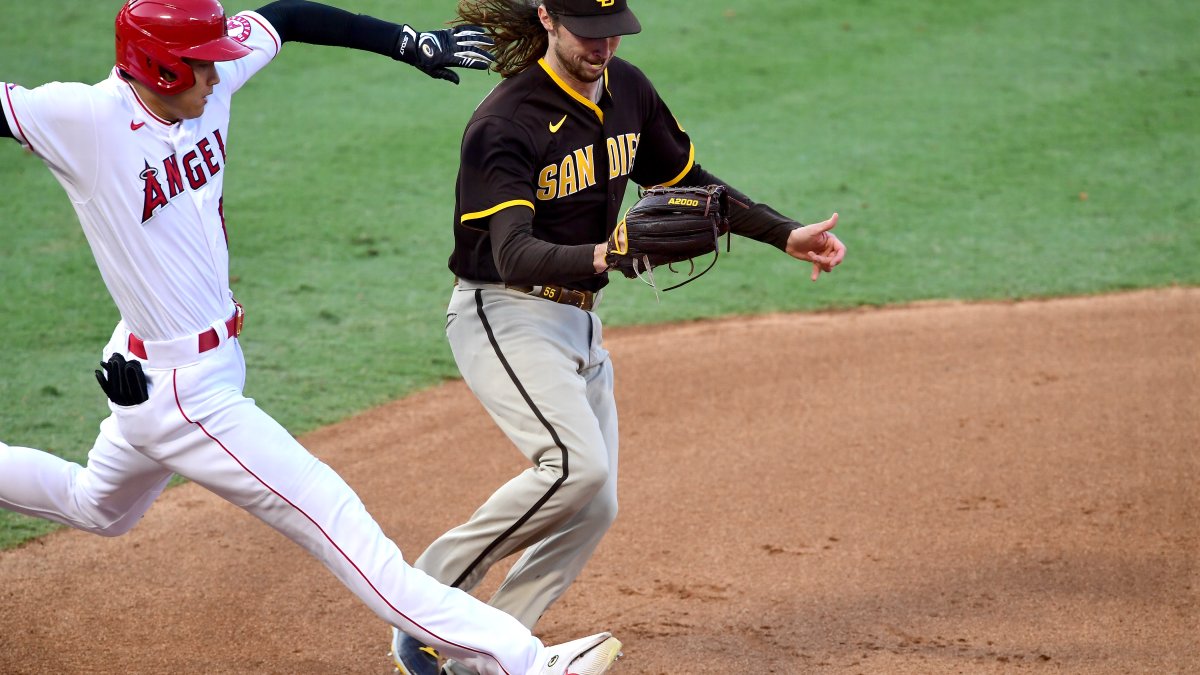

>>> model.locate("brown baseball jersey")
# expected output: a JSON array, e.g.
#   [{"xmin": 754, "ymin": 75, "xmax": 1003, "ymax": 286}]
[{"xmin": 449, "ymin": 56, "xmax": 693, "ymax": 293}]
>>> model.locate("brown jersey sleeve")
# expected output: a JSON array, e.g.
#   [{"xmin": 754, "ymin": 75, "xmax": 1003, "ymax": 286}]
[
  {"xmin": 457, "ymin": 114, "xmax": 539, "ymax": 226},
  {"xmin": 628, "ymin": 79, "xmax": 694, "ymax": 188}
]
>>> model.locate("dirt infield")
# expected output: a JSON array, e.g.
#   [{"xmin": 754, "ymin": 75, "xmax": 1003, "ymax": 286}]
[{"xmin": 1, "ymin": 288, "xmax": 1196, "ymax": 674}]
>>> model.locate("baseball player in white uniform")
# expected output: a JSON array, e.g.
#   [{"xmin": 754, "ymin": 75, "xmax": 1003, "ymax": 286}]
[{"xmin": 0, "ymin": 2, "xmax": 622, "ymax": 673}]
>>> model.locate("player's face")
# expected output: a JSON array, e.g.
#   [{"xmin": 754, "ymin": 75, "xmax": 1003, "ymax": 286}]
[
  {"xmin": 548, "ymin": 22, "xmax": 621, "ymax": 85},
  {"xmin": 142, "ymin": 58, "xmax": 221, "ymax": 122},
  {"xmin": 169, "ymin": 59, "xmax": 220, "ymax": 120}
]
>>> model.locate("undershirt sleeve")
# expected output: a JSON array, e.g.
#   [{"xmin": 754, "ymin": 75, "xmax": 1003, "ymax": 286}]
[
  {"xmin": 488, "ymin": 207, "xmax": 597, "ymax": 284},
  {"xmin": 255, "ymin": 0, "xmax": 402, "ymax": 54},
  {"xmin": 677, "ymin": 164, "xmax": 799, "ymax": 251},
  {"xmin": 0, "ymin": 111, "xmax": 10, "ymax": 138}
]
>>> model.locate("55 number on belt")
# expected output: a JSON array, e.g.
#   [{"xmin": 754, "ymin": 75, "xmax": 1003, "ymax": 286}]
[{"xmin": 509, "ymin": 284, "xmax": 595, "ymax": 311}]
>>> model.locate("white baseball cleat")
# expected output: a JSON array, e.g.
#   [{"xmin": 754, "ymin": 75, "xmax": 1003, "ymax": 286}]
[{"xmin": 537, "ymin": 632, "xmax": 623, "ymax": 675}]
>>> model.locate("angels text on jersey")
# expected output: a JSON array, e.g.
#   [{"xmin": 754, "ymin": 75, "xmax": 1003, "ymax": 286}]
[{"xmin": 139, "ymin": 128, "xmax": 227, "ymax": 222}]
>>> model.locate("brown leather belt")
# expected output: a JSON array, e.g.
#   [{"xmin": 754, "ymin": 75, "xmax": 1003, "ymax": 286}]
[{"xmin": 506, "ymin": 284, "xmax": 595, "ymax": 311}]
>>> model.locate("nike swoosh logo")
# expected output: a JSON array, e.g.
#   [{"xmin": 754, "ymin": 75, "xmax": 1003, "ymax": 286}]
[
  {"xmin": 549, "ymin": 114, "xmax": 567, "ymax": 134},
  {"xmin": 130, "ymin": 121, "xmax": 145, "ymax": 131}
]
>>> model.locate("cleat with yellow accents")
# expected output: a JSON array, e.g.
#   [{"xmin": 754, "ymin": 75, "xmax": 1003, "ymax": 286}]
[{"xmin": 390, "ymin": 627, "xmax": 443, "ymax": 675}]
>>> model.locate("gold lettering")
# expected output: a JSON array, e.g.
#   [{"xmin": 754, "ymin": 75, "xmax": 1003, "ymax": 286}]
[
  {"xmin": 602, "ymin": 134, "xmax": 643, "ymax": 180},
  {"xmin": 615, "ymin": 135, "xmax": 629, "ymax": 177},
  {"xmin": 596, "ymin": 0, "xmax": 615, "ymax": 6},
  {"xmin": 558, "ymin": 154, "xmax": 577, "ymax": 198},
  {"xmin": 573, "ymin": 145, "xmax": 596, "ymax": 192},
  {"xmin": 537, "ymin": 164, "xmax": 557, "ymax": 201}
]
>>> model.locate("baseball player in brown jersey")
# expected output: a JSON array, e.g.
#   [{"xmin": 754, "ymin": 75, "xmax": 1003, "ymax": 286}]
[{"xmin": 391, "ymin": 1, "xmax": 845, "ymax": 673}]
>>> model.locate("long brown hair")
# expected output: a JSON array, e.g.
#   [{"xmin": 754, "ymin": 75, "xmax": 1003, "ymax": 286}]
[{"xmin": 456, "ymin": 0, "xmax": 554, "ymax": 78}]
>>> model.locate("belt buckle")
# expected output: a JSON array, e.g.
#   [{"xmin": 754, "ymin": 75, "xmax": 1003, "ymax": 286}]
[
  {"xmin": 567, "ymin": 289, "xmax": 586, "ymax": 309},
  {"xmin": 233, "ymin": 303, "xmax": 245, "ymax": 338}
]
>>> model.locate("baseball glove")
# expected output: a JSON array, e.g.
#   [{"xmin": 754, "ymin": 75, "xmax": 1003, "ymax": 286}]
[{"xmin": 605, "ymin": 184, "xmax": 731, "ymax": 291}]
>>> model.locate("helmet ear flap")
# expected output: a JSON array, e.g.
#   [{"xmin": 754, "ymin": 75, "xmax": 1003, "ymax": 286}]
[{"xmin": 127, "ymin": 35, "xmax": 196, "ymax": 95}]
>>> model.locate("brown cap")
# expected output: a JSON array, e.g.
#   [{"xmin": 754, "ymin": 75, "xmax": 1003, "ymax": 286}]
[{"xmin": 544, "ymin": 0, "xmax": 641, "ymax": 39}]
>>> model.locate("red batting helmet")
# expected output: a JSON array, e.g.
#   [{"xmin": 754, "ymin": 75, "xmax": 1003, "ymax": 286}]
[{"xmin": 115, "ymin": 0, "xmax": 252, "ymax": 96}]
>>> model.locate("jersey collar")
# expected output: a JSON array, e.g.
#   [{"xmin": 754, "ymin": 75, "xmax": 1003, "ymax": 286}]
[
  {"xmin": 113, "ymin": 68, "xmax": 175, "ymax": 128},
  {"xmin": 538, "ymin": 58, "xmax": 606, "ymax": 123}
]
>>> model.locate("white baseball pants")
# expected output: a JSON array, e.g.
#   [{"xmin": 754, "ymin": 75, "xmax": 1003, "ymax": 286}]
[{"xmin": 0, "ymin": 323, "xmax": 548, "ymax": 675}]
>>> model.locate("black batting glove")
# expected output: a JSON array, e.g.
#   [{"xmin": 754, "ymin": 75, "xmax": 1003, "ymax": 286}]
[
  {"xmin": 393, "ymin": 24, "xmax": 494, "ymax": 84},
  {"xmin": 95, "ymin": 353, "xmax": 149, "ymax": 407}
]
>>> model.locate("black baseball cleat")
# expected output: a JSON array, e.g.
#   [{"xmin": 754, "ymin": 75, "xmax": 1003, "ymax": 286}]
[{"xmin": 390, "ymin": 627, "xmax": 443, "ymax": 675}]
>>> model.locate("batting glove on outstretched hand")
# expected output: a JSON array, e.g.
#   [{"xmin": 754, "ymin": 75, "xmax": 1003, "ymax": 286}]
[{"xmin": 394, "ymin": 24, "xmax": 494, "ymax": 84}]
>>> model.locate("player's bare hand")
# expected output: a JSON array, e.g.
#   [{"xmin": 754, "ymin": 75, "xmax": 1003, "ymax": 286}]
[
  {"xmin": 394, "ymin": 25, "xmax": 495, "ymax": 84},
  {"xmin": 785, "ymin": 213, "xmax": 845, "ymax": 281}
]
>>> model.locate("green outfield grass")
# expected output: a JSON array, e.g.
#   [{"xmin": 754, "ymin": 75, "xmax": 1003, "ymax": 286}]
[{"xmin": 1, "ymin": 0, "xmax": 1196, "ymax": 548}]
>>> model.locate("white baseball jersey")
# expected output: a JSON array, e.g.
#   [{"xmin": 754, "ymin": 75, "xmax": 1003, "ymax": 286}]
[{"xmin": 1, "ymin": 12, "xmax": 279, "ymax": 342}]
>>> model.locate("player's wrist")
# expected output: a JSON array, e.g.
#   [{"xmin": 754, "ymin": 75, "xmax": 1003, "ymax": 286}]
[
  {"xmin": 593, "ymin": 243, "xmax": 610, "ymax": 274},
  {"xmin": 392, "ymin": 24, "xmax": 420, "ymax": 65}
]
